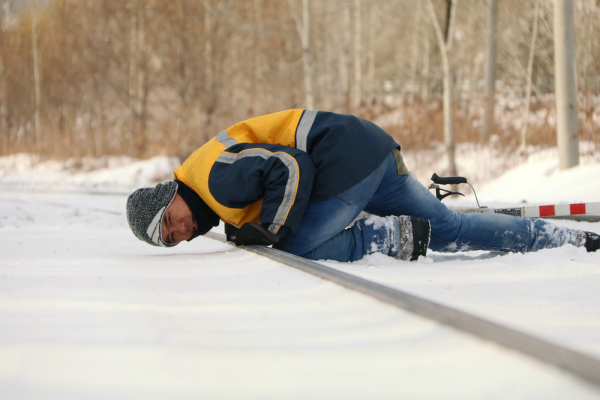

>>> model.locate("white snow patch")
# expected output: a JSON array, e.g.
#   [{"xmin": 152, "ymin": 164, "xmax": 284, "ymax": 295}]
[
  {"xmin": 1, "ymin": 149, "xmax": 600, "ymax": 398},
  {"xmin": 475, "ymin": 158, "xmax": 600, "ymax": 205},
  {"xmin": 0, "ymin": 153, "xmax": 180, "ymax": 192}
]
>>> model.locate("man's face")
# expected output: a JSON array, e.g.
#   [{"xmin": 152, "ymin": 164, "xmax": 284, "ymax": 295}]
[{"xmin": 161, "ymin": 193, "xmax": 196, "ymax": 245}]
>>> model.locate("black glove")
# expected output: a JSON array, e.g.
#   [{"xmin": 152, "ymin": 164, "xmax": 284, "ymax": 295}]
[{"xmin": 235, "ymin": 223, "xmax": 280, "ymax": 246}]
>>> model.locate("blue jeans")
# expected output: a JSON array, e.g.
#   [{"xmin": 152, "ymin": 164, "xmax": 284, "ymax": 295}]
[{"xmin": 274, "ymin": 152, "xmax": 582, "ymax": 262}]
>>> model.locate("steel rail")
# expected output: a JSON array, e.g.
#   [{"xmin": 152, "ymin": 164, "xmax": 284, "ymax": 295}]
[{"xmin": 206, "ymin": 231, "xmax": 600, "ymax": 389}]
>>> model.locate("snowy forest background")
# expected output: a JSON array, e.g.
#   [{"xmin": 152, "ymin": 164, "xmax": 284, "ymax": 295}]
[{"xmin": 0, "ymin": 0, "xmax": 599, "ymax": 179}]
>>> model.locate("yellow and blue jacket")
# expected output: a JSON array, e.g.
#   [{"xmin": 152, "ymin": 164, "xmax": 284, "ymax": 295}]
[{"xmin": 174, "ymin": 110, "xmax": 398, "ymax": 237}]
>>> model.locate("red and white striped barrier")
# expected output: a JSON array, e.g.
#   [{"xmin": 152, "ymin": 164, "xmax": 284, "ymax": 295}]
[
  {"xmin": 522, "ymin": 202, "xmax": 600, "ymax": 218},
  {"xmin": 453, "ymin": 202, "xmax": 600, "ymax": 221}
]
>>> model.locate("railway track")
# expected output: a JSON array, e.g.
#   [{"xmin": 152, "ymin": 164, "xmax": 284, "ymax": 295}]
[{"xmin": 206, "ymin": 231, "xmax": 600, "ymax": 388}]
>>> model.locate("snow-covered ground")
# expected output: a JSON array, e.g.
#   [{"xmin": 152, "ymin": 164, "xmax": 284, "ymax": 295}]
[{"xmin": 1, "ymin": 150, "xmax": 599, "ymax": 399}]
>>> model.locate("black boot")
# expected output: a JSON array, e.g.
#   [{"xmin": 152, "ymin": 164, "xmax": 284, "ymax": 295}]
[
  {"xmin": 584, "ymin": 231, "xmax": 600, "ymax": 252},
  {"xmin": 395, "ymin": 216, "xmax": 431, "ymax": 261},
  {"xmin": 410, "ymin": 216, "xmax": 431, "ymax": 261}
]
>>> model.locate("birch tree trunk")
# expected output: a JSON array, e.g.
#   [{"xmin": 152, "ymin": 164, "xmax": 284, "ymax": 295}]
[
  {"xmin": 32, "ymin": 13, "xmax": 42, "ymax": 154},
  {"xmin": 367, "ymin": 5, "xmax": 376, "ymax": 105},
  {"xmin": 427, "ymin": 0, "xmax": 458, "ymax": 176},
  {"xmin": 351, "ymin": 0, "xmax": 362, "ymax": 110},
  {"xmin": 519, "ymin": 1, "xmax": 539, "ymax": 154},
  {"xmin": 203, "ymin": 3, "xmax": 216, "ymax": 133},
  {"xmin": 205, "ymin": 10, "xmax": 212, "ymax": 93},
  {"xmin": 253, "ymin": 0, "xmax": 263, "ymax": 107},
  {"xmin": 322, "ymin": 15, "xmax": 333, "ymax": 111},
  {"xmin": 421, "ymin": 24, "xmax": 430, "ymax": 102},
  {"xmin": 287, "ymin": 0, "xmax": 314, "ymax": 109},
  {"xmin": 338, "ymin": 1, "xmax": 350, "ymax": 110},
  {"xmin": 482, "ymin": 0, "xmax": 498, "ymax": 143},
  {"xmin": 302, "ymin": 0, "xmax": 313, "ymax": 109},
  {"xmin": 409, "ymin": 2, "xmax": 422, "ymax": 102},
  {"xmin": 128, "ymin": 0, "xmax": 149, "ymax": 154},
  {"xmin": 0, "ymin": 17, "xmax": 8, "ymax": 153},
  {"xmin": 137, "ymin": 2, "xmax": 146, "ymax": 134},
  {"xmin": 176, "ymin": 0, "xmax": 189, "ymax": 144},
  {"xmin": 128, "ymin": 0, "xmax": 138, "ymax": 140}
]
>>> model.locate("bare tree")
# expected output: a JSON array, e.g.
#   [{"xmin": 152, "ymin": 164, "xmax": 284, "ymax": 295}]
[
  {"xmin": 1, "ymin": 0, "xmax": 599, "ymax": 163},
  {"xmin": 287, "ymin": 0, "xmax": 313, "ymax": 109},
  {"xmin": 252, "ymin": 0, "xmax": 263, "ymax": 109},
  {"xmin": 427, "ymin": 0, "xmax": 458, "ymax": 176},
  {"xmin": 519, "ymin": 1, "xmax": 539, "ymax": 154},
  {"xmin": 409, "ymin": 1, "xmax": 423, "ymax": 102},
  {"xmin": 366, "ymin": 4, "xmax": 377, "ymax": 105},
  {"xmin": 0, "ymin": 8, "xmax": 8, "ymax": 153},
  {"xmin": 481, "ymin": 0, "xmax": 497, "ymax": 143},
  {"xmin": 31, "ymin": 11, "xmax": 41, "ymax": 153},
  {"xmin": 128, "ymin": 0, "xmax": 140, "ymax": 146},
  {"xmin": 351, "ymin": 0, "xmax": 361, "ymax": 110},
  {"xmin": 420, "ymin": 20, "xmax": 430, "ymax": 102},
  {"xmin": 204, "ymin": 4, "xmax": 213, "ymax": 109},
  {"xmin": 338, "ymin": 0, "xmax": 350, "ymax": 110}
]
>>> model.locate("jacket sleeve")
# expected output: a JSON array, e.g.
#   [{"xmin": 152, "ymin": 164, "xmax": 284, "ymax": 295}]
[{"xmin": 208, "ymin": 143, "xmax": 315, "ymax": 236}]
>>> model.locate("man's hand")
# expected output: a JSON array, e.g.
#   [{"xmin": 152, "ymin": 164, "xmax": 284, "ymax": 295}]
[{"xmin": 235, "ymin": 223, "xmax": 280, "ymax": 246}]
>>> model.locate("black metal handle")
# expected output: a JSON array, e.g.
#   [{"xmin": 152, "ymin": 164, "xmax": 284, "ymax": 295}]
[{"xmin": 431, "ymin": 173, "xmax": 468, "ymax": 185}]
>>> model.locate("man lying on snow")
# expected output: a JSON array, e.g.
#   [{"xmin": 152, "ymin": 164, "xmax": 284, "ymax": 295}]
[{"xmin": 126, "ymin": 110, "xmax": 600, "ymax": 262}]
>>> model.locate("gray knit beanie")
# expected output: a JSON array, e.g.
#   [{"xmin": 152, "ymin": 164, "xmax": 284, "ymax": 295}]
[{"xmin": 126, "ymin": 181, "xmax": 178, "ymax": 247}]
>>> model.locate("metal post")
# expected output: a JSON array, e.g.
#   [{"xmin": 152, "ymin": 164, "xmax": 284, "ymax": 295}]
[{"xmin": 553, "ymin": 0, "xmax": 579, "ymax": 170}]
